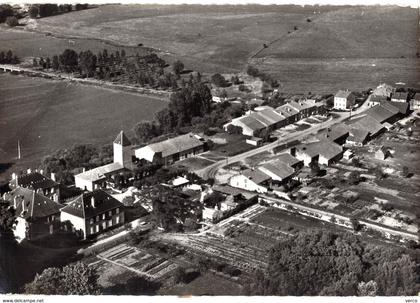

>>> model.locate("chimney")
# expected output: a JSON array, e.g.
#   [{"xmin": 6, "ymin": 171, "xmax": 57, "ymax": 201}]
[
  {"xmin": 82, "ymin": 167, "xmax": 86, "ymax": 172},
  {"xmin": 91, "ymin": 196, "xmax": 96, "ymax": 208},
  {"xmin": 50, "ymin": 173, "xmax": 56, "ymax": 182}
]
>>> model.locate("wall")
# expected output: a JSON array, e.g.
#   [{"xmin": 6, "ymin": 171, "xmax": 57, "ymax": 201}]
[
  {"xmin": 60, "ymin": 211, "xmax": 87, "ymax": 238},
  {"xmin": 229, "ymin": 174, "xmax": 268, "ymax": 193}
]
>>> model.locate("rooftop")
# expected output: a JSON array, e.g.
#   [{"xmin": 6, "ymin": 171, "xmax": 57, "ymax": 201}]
[
  {"xmin": 259, "ymin": 161, "xmax": 295, "ymax": 181},
  {"xmin": 146, "ymin": 133, "xmax": 205, "ymax": 158},
  {"xmin": 241, "ymin": 169, "xmax": 271, "ymax": 185},
  {"xmin": 114, "ymin": 131, "xmax": 131, "ymax": 146},
  {"xmin": 275, "ymin": 153, "xmax": 302, "ymax": 167},
  {"xmin": 335, "ymin": 90, "xmax": 353, "ymax": 99},
  {"xmin": 298, "ymin": 141, "xmax": 342, "ymax": 160},
  {"xmin": 60, "ymin": 189, "xmax": 123, "ymax": 219},
  {"xmin": 391, "ymin": 92, "xmax": 408, "ymax": 100},
  {"xmin": 4, "ymin": 187, "xmax": 63, "ymax": 220},
  {"xmin": 13, "ymin": 172, "xmax": 58, "ymax": 190},
  {"xmin": 75, "ymin": 162, "xmax": 125, "ymax": 182},
  {"xmin": 351, "ymin": 116, "xmax": 384, "ymax": 137}
]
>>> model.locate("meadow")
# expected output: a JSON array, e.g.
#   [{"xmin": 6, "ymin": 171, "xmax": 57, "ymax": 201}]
[
  {"xmin": 24, "ymin": 4, "xmax": 419, "ymax": 93},
  {"xmin": 0, "ymin": 74, "xmax": 167, "ymax": 174}
]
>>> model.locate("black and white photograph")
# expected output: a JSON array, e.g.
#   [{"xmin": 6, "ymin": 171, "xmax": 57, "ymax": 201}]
[{"xmin": 0, "ymin": 0, "xmax": 419, "ymax": 300}]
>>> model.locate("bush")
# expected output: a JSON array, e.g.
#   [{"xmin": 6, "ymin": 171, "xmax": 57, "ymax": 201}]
[
  {"xmin": 226, "ymin": 124, "xmax": 243, "ymax": 135},
  {"xmin": 5, "ymin": 16, "xmax": 18, "ymax": 27},
  {"xmin": 211, "ymin": 73, "xmax": 228, "ymax": 87}
]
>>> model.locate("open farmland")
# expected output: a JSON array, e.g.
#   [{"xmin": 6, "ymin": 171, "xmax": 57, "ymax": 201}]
[
  {"xmin": 0, "ymin": 74, "xmax": 167, "ymax": 176},
  {"xmin": 21, "ymin": 4, "xmax": 419, "ymax": 93}
]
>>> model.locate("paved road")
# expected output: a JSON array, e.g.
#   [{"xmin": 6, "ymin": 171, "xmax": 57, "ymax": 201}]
[{"xmin": 196, "ymin": 104, "xmax": 370, "ymax": 180}]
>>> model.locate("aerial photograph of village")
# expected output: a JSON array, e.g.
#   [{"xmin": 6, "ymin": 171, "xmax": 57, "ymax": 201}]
[{"xmin": 0, "ymin": 1, "xmax": 419, "ymax": 299}]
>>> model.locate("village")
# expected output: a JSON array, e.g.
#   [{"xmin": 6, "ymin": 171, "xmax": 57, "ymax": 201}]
[{"xmin": 1, "ymin": 77, "xmax": 419, "ymax": 293}]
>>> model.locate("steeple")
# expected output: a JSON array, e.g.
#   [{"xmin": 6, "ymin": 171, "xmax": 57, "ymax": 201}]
[{"xmin": 113, "ymin": 131, "xmax": 131, "ymax": 147}]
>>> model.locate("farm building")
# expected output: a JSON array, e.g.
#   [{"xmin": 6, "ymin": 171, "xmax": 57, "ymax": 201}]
[
  {"xmin": 317, "ymin": 124, "xmax": 350, "ymax": 145},
  {"xmin": 60, "ymin": 189, "xmax": 124, "ymax": 239},
  {"xmin": 9, "ymin": 170, "xmax": 60, "ymax": 202},
  {"xmin": 75, "ymin": 131, "xmax": 133, "ymax": 191},
  {"xmin": 367, "ymin": 94, "xmax": 388, "ymax": 107},
  {"xmin": 343, "ymin": 149, "xmax": 354, "ymax": 160},
  {"xmin": 134, "ymin": 133, "xmax": 205, "ymax": 165},
  {"xmin": 275, "ymin": 153, "xmax": 304, "ymax": 170},
  {"xmin": 3, "ymin": 187, "xmax": 63, "ymax": 242},
  {"xmin": 333, "ymin": 90, "xmax": 355, "ymax": 110},
  {"xmin": 346, "ymin": 127, "xmax": 370, "ymax": 146},
  {"xmin": 410, "ymin": 93, "xmax": 420, "ymax": 110},
  {"xmin": 350, "ymin": 116, "xmax": 385, "ymax": 140},
  {"xmin": 391, "ymin": 92, "xmax": 408, "ymax": 103},
  {"xmin": 364, "ymin": 102, "xmax": 401, "ymax": 124},
  {"xmin": 258, "ymin": 161, "xmax": 296, "ymax": 184},
  {"xmin": 229, "ymin": 169, "xmax": 270, "ymax": 193},
  {"xmin": 292, "ymin": 141, "xmax": 343, "ymax": 166},
  {"xmin": 246, "ymin": 137, "xmax": 263, "ymax": 146}
]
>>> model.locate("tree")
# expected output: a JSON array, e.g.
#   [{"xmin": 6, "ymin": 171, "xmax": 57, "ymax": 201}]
[
  {"xmin": 350, "ymin": 217, "xmax": 362, "ymax": 232},
  {"xmin": 133, "ymin": 121, "xmax": 157, "ymax": 143},
  {"xmin": 231, "ymin": 75, "xmax": 240, "ymax": 85},
  {"xmin": 52, "ymin": 55, "xmax": 59, "ymax": 70},
  {"xmin": 246, "ymin": 65, "xmax": 260, "ymax": 77},
  {"xmin": 226, "ymin": 124, "xmax": 242, "ymax": 135},
  {"xmin": 348, "ymin": 171, "xmax": 362, "ymax": 185},
  {"xmin": 5, "ymin": 16, "xmax": 18, "ymax": 27},
  {"xmin": 211, "ymin": 73, "xmax": 228, "ymax": 87},
  {"xmin": 172, "ymin": 60, "xmax": 184, "ymax": 76},
  {"xmin": 25, "ymin": 262, "xmax": 101, "ymax": 295},
  {"xmin": 59, "ymin": 49, "xmax": 78, "ymax": 72},
  {"xmin": 357, "ymin": 280, "xmax": 378, "ymax": 296},
  {"xmin": 28, "ymin": 5, "xmax": 39, "ymax": 18},
  {"xmin": 173, "ymin": 267, "xmax": 187, "ymax": 284}
]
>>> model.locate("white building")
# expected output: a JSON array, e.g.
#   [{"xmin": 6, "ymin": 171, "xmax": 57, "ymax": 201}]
[
  {"xmin": 334, "ymin": 90, "xmax": 355, "ymax": 110},
  {"xmin": 229, "ymin": 169, "xmax": 269, "ymax": 193},
  {"xmin": 75, "ymin": 131, "xmax": 133, "ymax": 191}
]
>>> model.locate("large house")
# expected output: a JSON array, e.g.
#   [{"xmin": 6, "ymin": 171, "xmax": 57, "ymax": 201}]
[
  {"xmin": 3, "ymin": 187, "xmax": 63, "ymax": 242},
  {"xmin": 9, "ymin": 170, "xmax": 60, "ymax": 202},
  {"xmin": 60, "ymin": 189, "xmax": 124, "ymax": 239},
  {"xmin": 134, "ymin": 133, "xmax": 205, "ymax": 165},
  {"xmin": 334, "ymin": 90, "xmax": 355, "ymax": 110},
  {"xmin": 371, "ymin": 83, "xmax": 394, "ymax": 98},
  {"xmin": 75, "ymin": 131, "xmax": 133, "ymax": 191},
  {"xmin": 292, "ymin": 141, "xmax": 343, "ymax": 166}
]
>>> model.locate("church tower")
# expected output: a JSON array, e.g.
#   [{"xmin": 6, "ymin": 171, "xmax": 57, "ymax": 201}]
[{"xmin": 113, "ymin": 131, "xmax": 133, "ymax": 169}]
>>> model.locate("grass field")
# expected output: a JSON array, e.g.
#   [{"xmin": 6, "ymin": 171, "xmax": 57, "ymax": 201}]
[
  {"xmin": 20, "ymin": 4, "xmax": 419, "ymax": 93},
  {"xmin": 0, "ymin": 74, "xmax": 167, "ymax": 176}
]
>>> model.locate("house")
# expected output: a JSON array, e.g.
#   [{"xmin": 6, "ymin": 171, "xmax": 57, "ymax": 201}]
[
  {"xmin": 60, "ymin": 189, "xmax": 124, "ymax": 239},
  {"xmin": 75, "ymin": 131, "xmax": 134, "ymax": 191},
  {"xmin": 365, "ymin": 103, "xmax": 400, "ymax": 124},
  {"xmin": 3, "ymin": 187, "xmax": 63, "ymax": 242},
  {"xmin": 367, "ymin": 94, "xmax": 388, "ymax": 107},
  {"xmin": 229, "ymin": 169, "xmax": 270, "ymax": 193},
  {"xmin": 292, "ymin": 141, "xmax": 343, "ymax": 166},
  {"xmin": 409, "ymin": 93, "xmax": 420, "ymax": 110},
  {"xmin": 135, "ymin": 133, "xmax": 205, "ymax": 165},
  {"xmin": 372, "ymin": 83, "xmax": 394, "ymax": 98},
  {"xmin": 276, "ymin": 103, "xmax": 300, "ymax": 124},
  {"xmin": 9, "ymin": 170, "xmax": 60, "ymax": 202},
  {"xmin": 333, "ymin": 90, "xmax": 355, "ymax": 110},
  {"xmin": 391, "ymin": 92, "xmax": 408, "ymax": 103},
  {"xmin": 375, "ymin": 146, "xmax": 391, "ymax": 160}
]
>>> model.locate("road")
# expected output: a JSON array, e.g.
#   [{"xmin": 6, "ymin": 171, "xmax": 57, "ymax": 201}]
[{"xmin": 196, "ymin": 104, "xmax": 371, "ymax": 180}]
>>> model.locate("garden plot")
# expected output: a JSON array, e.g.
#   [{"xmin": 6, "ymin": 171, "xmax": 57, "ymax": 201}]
[{"xmin": 92, "ymin": 243, "xmax": 179, "ymax": 282}]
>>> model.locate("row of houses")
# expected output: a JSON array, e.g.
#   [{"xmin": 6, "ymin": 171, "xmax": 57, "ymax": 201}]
[
  {"xmin": 367, "ymin": 83, "xmax": 420, "ymax": 110},
  {"xmin": 223, "ymin": 100, "xmax": 325, "ymax": 137}
]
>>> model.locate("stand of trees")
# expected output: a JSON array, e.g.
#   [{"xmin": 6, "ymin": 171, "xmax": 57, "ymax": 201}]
[
  {"xmin": 24, "ymin": 262, "xmax": 101, "ymax": 295},
  {"xmin": 0, "ymin": 4, "xmax": 14, "ymax": 23},
  {"xmin": 243, "ymin": 231, "xmax": 418, "ymax": 296},
  {"xmin": 28, "ymin": 4, "xmax": 87, "ymax": 18},
  {"xmin": 0, "ymin": 50, "xmax": 19, "ymax": 64},
  {"xmin": 41, "ymin": 144, "xmax": 113, "ymax": 184}
]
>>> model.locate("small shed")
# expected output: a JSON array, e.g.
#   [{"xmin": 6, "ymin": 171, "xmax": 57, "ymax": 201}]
[{"xmin": 375, "ymin": 146, "xmax": 391, "ymax": 160}]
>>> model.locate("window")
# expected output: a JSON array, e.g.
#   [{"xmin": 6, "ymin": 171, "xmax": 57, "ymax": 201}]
[
  {"xmin": 108, "ymin": 220, "xmax": 112, "ymax": 227},
  {"xmin": 116, "ymin": 208, "xmax": 119, "ymax": 214},
  {"xmin": 96, "ymin": 225, "xmax": 99, "ymax": 233},
  {"xmin": 90, "ymin": 227, "xmax": 94, "ymax": 234},
  {"xmin": 102, "ymin": 222, "xmax": 106, "ymax": 229},
  {"xmin": 116, "ymin": 215, "xmax": 120, "ymax": 224},
  {"xmin": 96, "ymin": 215, "xmax": 99, "ymax": 222},
  {"xmin": 90, "ymin": 218, "xmax": 94, "ymax": 224},
  {"xmin": 102, "ymin": 213, "xmax": 105, "ymax": 220},
  {"xmin": 109, "ymin": 210, "xmax": 112, "ymax": 216}
]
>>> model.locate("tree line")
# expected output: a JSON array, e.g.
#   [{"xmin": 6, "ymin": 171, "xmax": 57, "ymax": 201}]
[
  {"xmin": 243, "ymin": 230, "xmax": 419, "ymax": 296},
  {"xmin": 28, "ymin": 3, "xmax": 89, "ymax": 19},
  {"xmin": 0, "ymin": 50, "xmax": 19, "ymax": 64}
]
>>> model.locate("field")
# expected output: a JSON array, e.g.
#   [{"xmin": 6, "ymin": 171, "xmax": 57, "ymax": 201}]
[
  {"xmin": 0, "ymin": 73, "xmax": 167, "ymax": 177},
  {"xmin": 18, "ymin": 4, "xmax": 419, "ymax": 93}
]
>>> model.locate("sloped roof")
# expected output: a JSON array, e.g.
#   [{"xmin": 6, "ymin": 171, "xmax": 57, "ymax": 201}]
[
  {"xmin": 259, "ymin": 161, "xmax": 295, "ymax": 181},
  {"xmin": 335, "ymin": 90, "xmax": 353, "ymax": 99},
  {"xmin": 275, "ymin": 153, "xmax": 302, "ymax": 167},
  {"xmin": 276, "ymin": 104, "xmax": 300, "ymax": 117},
  {"xmin": 4, "ymin": 187, "xmax": 63, "ymax": 220},
  {"xmin": 253, "ymin": 108, "xmax": 285, "ymax": 124},
  {"xmin": 318, "ymin": 124, "xmax": 350, "ymax": 142},
  {"xmin": 372, "ymin": 83, "xmax": 394, "ymax": 97},
  {"xmin": 348, "ymin": 127, "xmax": 370, "ymax": 143},
  {"xmin": 388, "ymin": 101, "xmax": 408, "ymax": 114},
  {"xmin": 298, "ymin": 141, "xmax": 342, "ymax": 160},
  {"xmin": 14, "ymin": 172, "xmax": 58, "ymax": 190},
  {"xmin": 351, "ymin": 116, "xmax": 384, "ymax": 137},
  {"xmin": 114, "ymin": 131, "xmax": 131, "ymax": 146},
  {"xmin": 61, "ymin": 189, "xmax": 123, "ymax": 219},
  {"xmin": 237, "ymin": 116, "xmax": 267, "ymax": 132},
  {"xmin": 75, "ymin": 162, "xmax": 124, "ymax": 182},
  {"xmin": 365, "ymin": 104, "xmax": 396, "ymax": 123},
  {"xmin": 413, "ymin": 93, "xmax": 420, "ymax": 102},
  {"xmin": 147, "ymin": 133, "xmax": 204, "ymax": 158},
  {"xmin": 241, "ymin": 169, "xmax": 271, "ymax": 185},
  {"xmin": 369, "ymin": 95, "xmax": 387, "ymax": 103}
]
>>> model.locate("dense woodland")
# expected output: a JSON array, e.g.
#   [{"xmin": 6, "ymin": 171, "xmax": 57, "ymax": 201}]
[
  {"xmin": 243, "ymin": 231, "xmax": 419, "ymax": 296},
  {"xmin": 0, "ymin": 50, "xmax": 19, "ymax": 64}
]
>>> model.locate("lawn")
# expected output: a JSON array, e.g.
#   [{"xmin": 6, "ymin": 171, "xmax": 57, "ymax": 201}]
[{"xmin": 0, "ymin": 74, "xmax": 167, "ymax": 178}]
